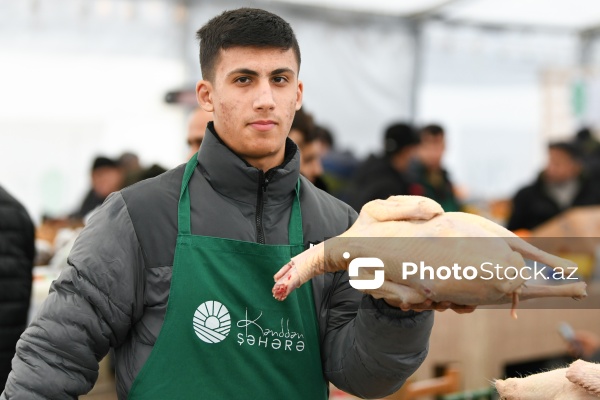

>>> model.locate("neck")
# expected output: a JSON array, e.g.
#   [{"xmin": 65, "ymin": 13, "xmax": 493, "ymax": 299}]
[{"xmin": 244, "ymin": 152, "xmax": 285, "ymax": 172}]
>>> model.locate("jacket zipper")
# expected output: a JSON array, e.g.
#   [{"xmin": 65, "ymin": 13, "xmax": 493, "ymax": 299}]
[{"xmin": 255, "ymin": 170, "xmax": 275, "ymax": 244}]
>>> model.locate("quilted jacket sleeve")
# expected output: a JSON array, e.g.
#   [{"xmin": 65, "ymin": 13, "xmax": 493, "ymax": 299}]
[
  {"xmin": 322, "ymin": 207, "xmax": 434, "ymax": 399},
  {"xmin": 1, "ymin": 193, "xmax": 145, "ymax": 399}
]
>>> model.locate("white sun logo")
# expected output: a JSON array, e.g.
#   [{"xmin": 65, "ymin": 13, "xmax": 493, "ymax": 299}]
[{"xmin": 192, "ymin": 300, "xmax": 231, "ymax": 344}]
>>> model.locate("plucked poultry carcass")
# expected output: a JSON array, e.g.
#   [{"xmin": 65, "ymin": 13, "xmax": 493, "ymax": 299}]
[
  {"xmin": 495, "ymin": 359, "xmax": 600, "ymax": 399},
  {"xmin": 272, "ymin": 196, "xmax": 586, "ymax": 317}
]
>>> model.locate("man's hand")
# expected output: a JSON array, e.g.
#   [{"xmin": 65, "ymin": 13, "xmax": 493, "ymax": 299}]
[{"xmin": 384, "ymin": 298, "xmax": 477, "ymax": 314}]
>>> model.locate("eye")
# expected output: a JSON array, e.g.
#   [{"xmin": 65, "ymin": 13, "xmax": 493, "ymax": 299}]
[
  {"xmin": 235, "ymin": 76, "xmax": 251, "ymax": 84},
  {"xmin": 273, "ymin": 76, "xmax": 289, "ymax": 84}
]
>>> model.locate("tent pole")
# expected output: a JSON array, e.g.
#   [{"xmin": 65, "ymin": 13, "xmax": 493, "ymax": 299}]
[{"xmin": 408, "ymin": 20, "xmax": 423, "ymax": 124}]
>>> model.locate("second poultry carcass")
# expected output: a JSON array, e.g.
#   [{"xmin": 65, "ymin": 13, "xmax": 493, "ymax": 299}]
[
  {"xmin": 272, "ymin": 196, "xmax": 585, "ymax": 317},
  {"xmin": 495, "ymin": 359, "xmax": 600, "ymax": 399}
]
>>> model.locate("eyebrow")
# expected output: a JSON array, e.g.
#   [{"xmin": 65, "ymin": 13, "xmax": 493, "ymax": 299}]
[
  {"xmin": 271, "ymin": 68, "xmax": 295, "ymax": 76},
  {"xmin": 226, "ymin": 67, "xmax": 295, "ymax": 78}
]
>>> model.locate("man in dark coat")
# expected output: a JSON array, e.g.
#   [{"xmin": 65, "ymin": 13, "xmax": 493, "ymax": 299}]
[
  {"xmin": 348, "ymin": 122, "xmax": 420, "ymax": 211},
  {"xmin": 507, "ymin": 142, "xmax": 600, "ymax": 231},
  {"xmin": 0, "ymin": 186, "xmax": 34, "ymax": 391}
]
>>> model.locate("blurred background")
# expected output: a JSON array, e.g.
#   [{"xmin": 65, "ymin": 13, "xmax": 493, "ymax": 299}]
[
  {"xmin": 3, "ymin": 1, "xmax": 600, "ymax": 399},
  {"xmin": 4, "ymin": 0, "xmax": 600, "ymax": 220}
]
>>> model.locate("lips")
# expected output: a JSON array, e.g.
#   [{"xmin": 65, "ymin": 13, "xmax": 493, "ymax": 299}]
[{"xmin": 249, "ymin": 120, "xmax": 276, "ymax": 132}]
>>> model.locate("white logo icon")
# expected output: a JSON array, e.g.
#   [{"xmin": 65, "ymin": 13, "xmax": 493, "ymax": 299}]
[
  {"xmin": 193, "ymin": 300, "xmax": 231, "ymax": 344},
  {"xmin": 345, "ymin": 252, "xmax": 385, "ymax": 290}
]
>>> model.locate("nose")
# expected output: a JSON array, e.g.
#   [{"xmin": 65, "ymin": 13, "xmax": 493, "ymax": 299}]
[{"xmin": 253, "ymin": 80, "xmax": 276, "ymax": 111}]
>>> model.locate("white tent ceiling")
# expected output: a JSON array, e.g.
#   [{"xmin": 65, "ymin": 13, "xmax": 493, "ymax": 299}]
[{"xmin": 270, "ymin": 0, "xmax": 600, "ymax": 31}]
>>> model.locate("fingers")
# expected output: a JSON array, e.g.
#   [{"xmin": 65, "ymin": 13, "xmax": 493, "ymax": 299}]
[
  {"xmin": 393, "ymin": 300, "xmax": 477, "ymax": 314},
  {"xmin": 449, "ymin": 304, "xmax": 477, "ymax": 314}
]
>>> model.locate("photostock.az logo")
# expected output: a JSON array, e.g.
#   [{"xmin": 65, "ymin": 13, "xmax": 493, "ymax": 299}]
[{"xmin": 344, "ymin": 252, "xmax": 385, "ymax": 290}]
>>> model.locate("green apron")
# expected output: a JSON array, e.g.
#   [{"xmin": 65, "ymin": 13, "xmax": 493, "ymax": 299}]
[{"xmin": 128, "ymin": 155, "xmax": 327, "ymax": 399}]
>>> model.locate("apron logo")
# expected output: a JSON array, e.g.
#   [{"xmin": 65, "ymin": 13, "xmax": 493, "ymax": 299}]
[
  {"xmin": 193, "ymin": 300, "xmax": 231, "ymax": 344},
  {"xmin": 236, "ymin": 308, "xmax": 305, "ymax": 352}
]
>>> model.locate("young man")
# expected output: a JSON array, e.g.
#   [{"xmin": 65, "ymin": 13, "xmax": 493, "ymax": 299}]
[{"xmin": 3, "ymin": 9, "xmax": 435, "ymax": 399}]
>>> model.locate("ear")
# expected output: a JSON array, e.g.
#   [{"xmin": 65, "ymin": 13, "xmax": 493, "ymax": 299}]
[
  {"xmin": 295, "ymin": 80, "xmax": 304, "ymax": 111},
  {"xmin": 196, "ymin": 80, "xmax": 214, "ymax": 112}
]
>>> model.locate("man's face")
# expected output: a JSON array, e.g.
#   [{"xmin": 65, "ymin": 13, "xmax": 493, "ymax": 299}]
[
  {"xmin": 289, "ymin": 129, "xmax": 324, "ymax": 183},
  {"xmin": 299, "ymin": 140, "xmax": 324, "ymax": 183},
  {"xmin": 196, "ymin": 47, "xmax": 303, "ymax": 171},
  {"xmin": 92, "ymin": 167, "xmax": 123, "ymax": 198},
  {"xmin": 418, "ymin": 133, "xmax": 445, "ymax": 170},
  {"xmin": 544, "ymin": 148, "xmax": 581, "ymax": 184},
  {"xmin": 187, "ymin": 108, "xmax": 213, "ymax": 159}
]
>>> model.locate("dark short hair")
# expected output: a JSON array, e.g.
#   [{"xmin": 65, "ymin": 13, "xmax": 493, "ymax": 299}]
[
  {"xmin": 384, "ymin": 123, "xmax": 419, "ymax": 157},
  {"xmin": 92, "ymin": 156, "xmax": 118, "ymax": 171},
  {"xmin": 290, "ymin": 107, "xmax": 318, "ymax": 144},
  {"xmin": 315, "ymin": 125, "xmax": 334, "ymax": 148},
  {"xmin": 196, "ymin": 8, "xmax": 301, "ymax": 81},
  {"xmin": 420, "ymin": 124, "xmax": 445, "ymax": 137},
  {"xmin": 549, "ymin": 141, "xmax": 582, "ymax": 161}
]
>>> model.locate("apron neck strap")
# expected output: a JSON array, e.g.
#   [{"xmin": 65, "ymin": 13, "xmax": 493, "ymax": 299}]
[{"xmin": 178, "ymin": 154, "xmax": 303, "ymax": 245}]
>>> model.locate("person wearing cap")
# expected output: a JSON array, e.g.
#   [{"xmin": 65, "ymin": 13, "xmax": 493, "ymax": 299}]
[
  {"xmin": 507, "ymin": 141, "xmax": 600, "ymax": 231},
  {"xmin": 348, "ymin": 122, "xmax": 420, "ymax": 210},
  {"xmin": 70, "ymin": 156, "xmax": 124, "ymax": 220}
]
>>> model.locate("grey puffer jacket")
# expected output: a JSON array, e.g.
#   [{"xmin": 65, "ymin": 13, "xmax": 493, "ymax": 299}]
[{"xmin": 2, "ymin": 125, "xmax": 433, "ymax": 399}]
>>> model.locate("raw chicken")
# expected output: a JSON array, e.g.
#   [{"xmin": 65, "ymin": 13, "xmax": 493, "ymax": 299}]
[
  {"xmin": 272, "ymin": 196, "xmax": 585, "ymax": 315},
  {"xmin": 495, "ymin": 359, "xmax": 600, "ymax": 399}
]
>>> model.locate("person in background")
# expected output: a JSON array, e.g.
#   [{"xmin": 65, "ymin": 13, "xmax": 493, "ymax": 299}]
[
  {"xmin": 118, "ymin": 152, "xmax": 143, "ymax": 185},
  {"xmin": 2, "ymin": 8, "xmax": 444, "ymax": 399},
  {"xmin": 71, "ymin": 156, "xmax": 124, "ymax": 220},
  {"xmin": 186, "ymin": 107, "xmax": 213, "ymax": 159},
  {"xmin": 573, "ymin": 127, "xmax": 600, "ymax": 179},
  {"xmin": 122, "ymin": 164, "xmax": 169, "ymax": 188},
  {"xmin": 408, "ymin": 124, "xmax": 461, "ymax": 212},
  {"xmin": 118, "ymin": 152, "xmax": 142, "ymax": 177},
  {"xmin": 317, "ymin": 125, "xmax": 359, "ymax": 201},
  {"xmin": 288, "ymin": 107, "xmax": 328, "ymax": 191},
  {"xmin": 0, "ymin": 185, "xmax": 34, "ymax": 391},
  {"xmin": 348, "ymin": 122, "xmax": 420, "ymax": 211},
  {"xmin": 507, "ymin": 142, "xmax": 600, "ymax": 231}
]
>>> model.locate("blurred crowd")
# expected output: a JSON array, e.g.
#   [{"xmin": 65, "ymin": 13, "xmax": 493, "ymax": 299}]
[
  {"xmin": 34, "ymin": 152, "xmax": 168, "ymax": 268},
  {"xmin": 285, "ymin": 108, "xmax": 600, "ymax": 241},
  {"xmin": 17, "ymin": 107, "xmax": 600, "ymax": 273}
]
